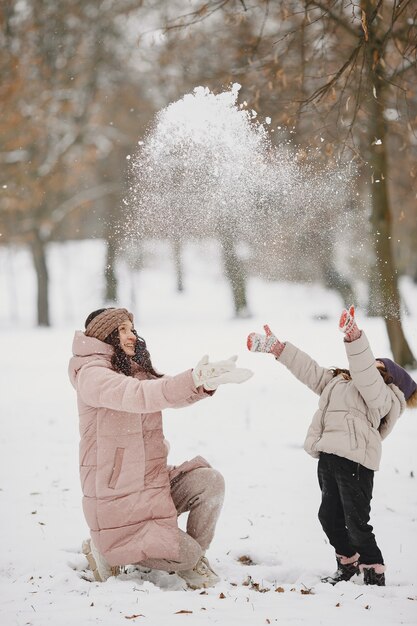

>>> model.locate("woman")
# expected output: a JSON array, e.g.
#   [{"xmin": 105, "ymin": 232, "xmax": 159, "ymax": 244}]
[
  {"xmin": 247, "ymin": 306, "xmax": 416, "ymax": 586},
  {"xmin": 68, "ymin": 307, "xmax": 252, "ymax": 588}
]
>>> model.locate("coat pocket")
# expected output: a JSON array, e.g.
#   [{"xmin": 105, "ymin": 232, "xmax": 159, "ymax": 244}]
[
  {"xmin": 347, "ymin": 416, "xmax": 358, "ymax": 450},
  {"xmin": 108, "ymin": 447, "xmax": 125, "ymax": 489}
]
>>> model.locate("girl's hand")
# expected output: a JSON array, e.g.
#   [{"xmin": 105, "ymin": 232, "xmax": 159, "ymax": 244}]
[
  {"xmin": 339, "ymin": 305, "xmax": 361, "ymax": 342},
  {"xmin": 247, "ymin": 325, "xmax": 285, "ymax": 358}
]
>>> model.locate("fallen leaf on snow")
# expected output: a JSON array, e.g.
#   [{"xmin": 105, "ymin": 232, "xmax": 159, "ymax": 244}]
[
  {"xmin": 275, "ymin": 587, "xmax": 285, "ymax": 593},
  {"xmin": 241, "ymin": 575, "xmax": 269, "ymax": 593},
  {"xmin": 124, "ymin": 615, "xmax": 145, "ymax": 620},
  {"xmin": 238, "ymin": 555, "xmax": 254, "ymax": 565},
  {"xmin": 250, "ymin": 581, "xmax": 270, "ymax": 593},
  {"xmin": 174, "ymin": 610, "xmax": 193, "ymax": 614}
]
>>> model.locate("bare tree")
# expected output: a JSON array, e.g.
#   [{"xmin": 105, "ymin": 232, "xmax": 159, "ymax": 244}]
[
  {"xmin": 0, "ymin": 0, "xmax": 145, "ymax": 324},
  {"xmin": 158, "ymin": 0, "xmax": 416, "ymax": 365},
  {"xmin": 299, "ymin": 0, "xmax": 417, "ymax": 365}
]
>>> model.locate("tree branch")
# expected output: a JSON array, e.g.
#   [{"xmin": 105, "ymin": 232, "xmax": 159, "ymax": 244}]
[
  {"xmin": 303, "ymin": 42, "xmax": 363, "ymax": 104},
  {"xmin": 389, "ymin": 58, "xmax": 417, "ymax": 81},
  {"xmin": 162, "ymin": 1, "xmax": 232, "ymax": 33},
  {"xmin": 17, "ymin": 183, "xmax": 121, "ymax": 239},
  {"xmin": 49, "ymin": 182, "xmax": 121, "ymax": 230},
  {"xmin": 308, "ymin": 0, "xmax": 359, "ymax": 38}
]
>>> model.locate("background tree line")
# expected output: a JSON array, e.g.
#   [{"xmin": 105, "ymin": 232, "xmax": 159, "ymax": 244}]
[{"xmin": 1, "ymin": 0, "xmax": 416, "ymax": 365}]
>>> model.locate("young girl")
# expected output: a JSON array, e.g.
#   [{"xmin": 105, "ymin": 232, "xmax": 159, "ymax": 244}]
[
  {"xmin": 247, "ymin": 306, "xmax": 416, "ymax": 586},
  {"xmin": 68, "ymin": 307, "xmax": 252, "ymax": 589}
]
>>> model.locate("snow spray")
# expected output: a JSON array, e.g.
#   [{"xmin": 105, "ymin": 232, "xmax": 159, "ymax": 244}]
[{"xmin": 126, "ymin": 84, "xmax": 367, "ymax": 284}]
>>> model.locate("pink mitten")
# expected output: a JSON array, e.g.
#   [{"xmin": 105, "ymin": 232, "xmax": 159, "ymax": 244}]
[
  {"xmin": 339, "ymin": 305, "xmax": 361, "ymax": 342},
  {"xmin": 247, "ymin": 324, "xmax": 285, "ymax": 359}
]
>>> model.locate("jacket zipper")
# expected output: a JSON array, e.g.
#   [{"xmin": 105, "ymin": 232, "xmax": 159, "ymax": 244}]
[{"xmin": 314, "ymin": 381, "xmax": 337, "ymax": 448}]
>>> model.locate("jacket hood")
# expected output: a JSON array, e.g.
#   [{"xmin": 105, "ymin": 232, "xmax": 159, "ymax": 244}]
[
  {"xmin": 378, "ymin": 379, "xmax": 407, "ymax": 439},
  {"xmin": 68, "ymin": 331, "xmax": 113, "ymax": 388},
  {"xmin": 377, "ymin": 357, "xmax": 417, "ymax": 401}
]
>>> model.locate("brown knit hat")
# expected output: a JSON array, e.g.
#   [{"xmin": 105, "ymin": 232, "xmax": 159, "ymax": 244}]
[{"xmin": 85, "ymin": 308, "xmax": 134, "ymax": 341}]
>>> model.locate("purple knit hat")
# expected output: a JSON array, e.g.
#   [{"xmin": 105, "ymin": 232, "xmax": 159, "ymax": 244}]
[{"xmin": 377, "ymin": 358, "xmax": 417, "ymax": 401}]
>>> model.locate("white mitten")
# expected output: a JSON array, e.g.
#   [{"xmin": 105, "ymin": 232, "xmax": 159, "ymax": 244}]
[
  {"xmin": 203, "ymin": 367, "xmax": 254, "ymax": 390},
  {"xmin": 192, "ymin": 355, "xmax": 238, "ymax": 388}
]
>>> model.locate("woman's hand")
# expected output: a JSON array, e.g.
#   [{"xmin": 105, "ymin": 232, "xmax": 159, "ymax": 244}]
[
  {"xmin": 192, "ymin": 355, "xmax": 253, "ymax": 391},
  {"xmin": 247, "ymin": 325, "xmax": 285, "ymax": 359}
]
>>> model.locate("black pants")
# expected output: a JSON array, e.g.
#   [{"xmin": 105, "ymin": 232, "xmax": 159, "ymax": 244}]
[{"xmin": 317, "ymin": 453, "xmax": 383, "ymax": 565}]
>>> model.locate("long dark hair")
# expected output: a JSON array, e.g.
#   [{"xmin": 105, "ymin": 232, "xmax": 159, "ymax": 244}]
[{"xmin": 84, "ymin": 308, "xmax": 163, "ymax": 378}]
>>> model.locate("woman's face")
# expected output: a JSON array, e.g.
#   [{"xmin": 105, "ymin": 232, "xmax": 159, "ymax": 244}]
[{"xmin": 118, "ymin": 320, "xmax": 136, "ymax": 356}]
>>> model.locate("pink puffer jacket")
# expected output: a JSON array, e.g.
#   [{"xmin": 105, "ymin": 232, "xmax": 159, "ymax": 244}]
[{"xmin": 68, "ymin": 332, "xmax": 211, "ymax": 566}]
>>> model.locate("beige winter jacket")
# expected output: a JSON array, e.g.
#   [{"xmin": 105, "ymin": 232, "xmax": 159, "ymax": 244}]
[
  {"xmin": 68, "ymin": 332, "xmax": 211, "ymax": 566},
  {"xmin": 279, "ymin": 332, "xmax": 406, "ymax": 471}
]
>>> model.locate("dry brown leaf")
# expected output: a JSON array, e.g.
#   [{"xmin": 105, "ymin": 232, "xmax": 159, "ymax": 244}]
[
  {"xmin": 300, "ymin": 588, "xmax": 314, "ymax": 595},
  {"xmin": 219, "ymin": 592, "xmax": 226, "ymax": 599},
  {"xmin": 275, "ymin": 586, "xmax": 285, "ymax": 593},
  {"xmin": 174, "ymin": 610, "xmax": 193, "ymax": 614},
  {"xmin": 238, "ymin": 555, "xmax": 254, "ymax": 565},
  {"xmin": 250, "ymin": 581, "xmax": 270, "ymax": 593},
  {"xmin": 125, "ymin": 615, "xmax": 145, "ymax": 620},
  {"xmin": 361, "ymin": 10, "xmax": 369, "ymax": 41}
]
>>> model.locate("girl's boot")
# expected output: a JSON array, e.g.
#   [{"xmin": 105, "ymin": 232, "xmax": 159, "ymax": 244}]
[
  {"xmin": 361, "ymin": 564, "xmax": 385, "ymax": 586},
  {"xmin": 321, "ymin": 553, "xmax": 360, "ymax": 585}
]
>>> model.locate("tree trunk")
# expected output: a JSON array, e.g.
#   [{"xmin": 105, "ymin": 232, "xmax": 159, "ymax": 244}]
[
  {"xmin": 105, "ymin": 237, "xmax": 118, "ymax": 303},
  {"xmin": 322, "ymin": 262, "xmax": 355, "ymax": 307},
  {"xmin": 219, "ymin": 225, "xmax": 250, "ymax": 318},
  {"xmin": 363, "ymin": 4, "xmax": 416, "ymax": 366},
  {"xmin": 29, "ymin": 230, "xmax": 50, "ymax": 326},
  {"xmin": 173, "ymin": 238, "xmax": 184, "ymax": 292}
]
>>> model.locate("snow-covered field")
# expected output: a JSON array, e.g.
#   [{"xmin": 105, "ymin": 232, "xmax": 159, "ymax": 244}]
[{"xmin": 1, "ymin": 240, "xmax": 416, "ymax": 626}]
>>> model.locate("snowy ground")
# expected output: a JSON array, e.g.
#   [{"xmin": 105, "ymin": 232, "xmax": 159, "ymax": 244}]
[{"xmin": 1, "ymin": 240, "xmax": 416, "ymax": 626}]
